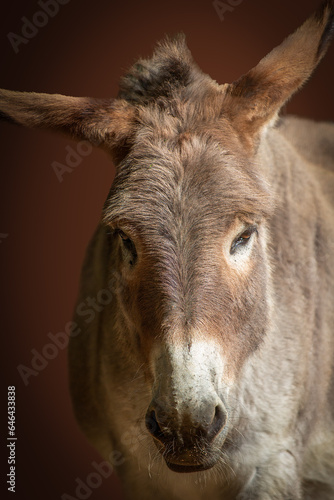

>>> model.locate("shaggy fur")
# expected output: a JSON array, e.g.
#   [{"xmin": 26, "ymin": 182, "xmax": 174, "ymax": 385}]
[{"xmin": 1, "ymin": 1, "xmax": 334, "ymax": 498}]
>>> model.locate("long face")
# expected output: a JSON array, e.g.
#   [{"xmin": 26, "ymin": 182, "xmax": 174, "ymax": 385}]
[
  {"xmin": 103, "ymin": 108, "xmax": 273, "ymax": 472},
  {"xmin": 2, "ymin": 0, "xmax": 331, "ymax": 477}
]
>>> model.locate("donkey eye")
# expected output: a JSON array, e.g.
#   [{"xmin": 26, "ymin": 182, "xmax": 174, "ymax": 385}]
[
  {"xmin": 230, "ymin": 226, "xmax": 257, "ymax": 255},
  {"xmin": 117, "ymin": 230, "xmax": 137, "ymax": 266},
  {"xmin": 118, "ymin": 230, "xmax": 129, "ymax": 242}
]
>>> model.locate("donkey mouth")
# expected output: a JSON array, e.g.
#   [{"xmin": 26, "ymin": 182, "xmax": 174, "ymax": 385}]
[
  {"xmin": 157, "ymin": 443, "xmax": 222, "ymax": 473},
  {"xmin": 165, "ymin": 459, "xmax": 217, "ymax": 473},
  {"xmin": 148, "ymin": 408, "xmax": 229, "ymax": 474}
]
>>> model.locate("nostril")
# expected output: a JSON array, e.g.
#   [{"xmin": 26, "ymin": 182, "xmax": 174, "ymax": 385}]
[
  {"xmin": 207, "ymin": 403, "xmax": 228, "ymax": 442},
  {"xmin": 145, "ymin": 409, "xmax": 164, "ymax": 442},
  {"xmin": 146, "ymin": 400, "xmax": 227, "ymax": 445}
]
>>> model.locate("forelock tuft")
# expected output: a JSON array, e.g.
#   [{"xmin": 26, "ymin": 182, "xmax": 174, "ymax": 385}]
[{"xmin": 118, "ymin": 34, "xmax": 204, "ymax": 105}]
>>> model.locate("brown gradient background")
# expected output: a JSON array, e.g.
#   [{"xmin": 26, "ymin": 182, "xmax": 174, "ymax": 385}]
[{"xmin": 0, "ymin": 1, "xmax": 333, "ymax": 499}]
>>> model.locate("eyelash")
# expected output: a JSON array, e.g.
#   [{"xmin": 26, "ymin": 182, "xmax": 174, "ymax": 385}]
[{"xmin": 230, "ymin": 226, "xmax": 258, "ymax": 255}]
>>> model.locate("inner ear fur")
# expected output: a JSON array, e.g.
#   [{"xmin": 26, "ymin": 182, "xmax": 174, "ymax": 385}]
[
  {"xmin": 0, "ymin": 89, "xmax": 137, "ymax": 164},
  {"xmin": 223, "ymin": 0, "xmax": 334, "ymax": 147}
]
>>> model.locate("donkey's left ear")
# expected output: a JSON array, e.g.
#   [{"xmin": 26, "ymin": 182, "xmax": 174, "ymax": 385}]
[
  {"xmin": 223, "ymin": 0, "xmax": 334, "ymax": 148},
  {"xmin": 0, "ymin": 89, "xmax": 137, "ymax": 164}
]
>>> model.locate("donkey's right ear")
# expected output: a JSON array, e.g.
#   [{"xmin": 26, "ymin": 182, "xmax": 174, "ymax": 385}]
[{"xmin": 0, "ymin": 89, "xmax": 137, "ymax": 164}]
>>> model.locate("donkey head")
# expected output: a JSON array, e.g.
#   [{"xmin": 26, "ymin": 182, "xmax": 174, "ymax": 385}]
[{"xmin": 1, "ymin": 1, "xmax": 333, "ymax": 473}]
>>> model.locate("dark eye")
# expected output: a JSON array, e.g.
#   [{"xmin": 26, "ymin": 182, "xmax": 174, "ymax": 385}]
[
  {"xmin": 230, "ymin": 226, "xmax": 257, "ymax": 255},
  {"xmin": 117, "ymin": 230, "xmax": 137, "ymax": 266}
]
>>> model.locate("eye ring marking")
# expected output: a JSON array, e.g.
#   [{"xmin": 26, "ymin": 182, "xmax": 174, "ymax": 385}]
[{"xmin": 230, "ymin": 226, "xmax": 258, "ymax": 255}]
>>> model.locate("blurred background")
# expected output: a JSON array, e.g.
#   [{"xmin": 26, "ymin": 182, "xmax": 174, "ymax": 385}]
[{"xmin": 1, "ymin": 1, "xmax": 333, "ymax": 499}]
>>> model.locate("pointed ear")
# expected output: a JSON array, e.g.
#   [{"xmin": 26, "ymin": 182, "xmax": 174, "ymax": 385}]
[
  {"xmin": 223, "ymin": 0, "xmax": 334, "ymax": 149},
  {"xmin": 0, "ymin": 89, "xmax": 137, "ymax": 163}
]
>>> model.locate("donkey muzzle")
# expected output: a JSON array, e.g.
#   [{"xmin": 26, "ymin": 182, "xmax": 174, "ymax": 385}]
[
  {"xmin": 146, "ymin": 341, "xmax": 229, "ymax": 472},
  {"xmin": 145, "ymin": 395, "xmax": 228, "ymax": 472}
]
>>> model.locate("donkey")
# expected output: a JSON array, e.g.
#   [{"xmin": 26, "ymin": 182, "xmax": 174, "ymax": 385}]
[{"xmin": 1, "ymin": 1, "xmax": 334, "ymax": 498}]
